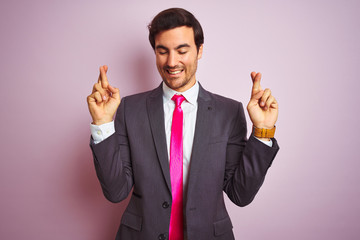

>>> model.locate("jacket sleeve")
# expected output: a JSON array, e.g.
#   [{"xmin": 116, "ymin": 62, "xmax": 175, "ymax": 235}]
[
  {"xmin": 223, "ymin": 102, "xmax": 279, "ymax": 206},
  {"xmin": 89, "ymin": 97, "xmax": 134, "ymax": 203}
]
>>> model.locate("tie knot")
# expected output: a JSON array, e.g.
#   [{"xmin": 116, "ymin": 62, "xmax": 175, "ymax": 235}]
[{"xmin": 171, "ymin": 94, "xmax": 186, "ymax": 107}]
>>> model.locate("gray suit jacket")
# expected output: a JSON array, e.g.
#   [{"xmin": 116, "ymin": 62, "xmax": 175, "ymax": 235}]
[{"xmin": 90, "ymin": 83, "xmax": 279, "ymax": 240}]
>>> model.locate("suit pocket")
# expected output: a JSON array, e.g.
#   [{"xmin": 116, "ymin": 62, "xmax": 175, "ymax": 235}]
[
  {"xmin": 121, "ymin": 211, "xmax": 142, "ymax": 231},
  {"xmin": 213, "ymin": 216, "xmax": 233, "ymax": 236}
]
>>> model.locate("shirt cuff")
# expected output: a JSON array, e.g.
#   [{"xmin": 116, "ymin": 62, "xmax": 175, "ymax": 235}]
[
  {"xmin": 90, "ymin": 121, "xmax": 115, "ymax": 144},
  {"xmin": 254, "ymin": 137, "xmax": 273, "ymax": 147}
]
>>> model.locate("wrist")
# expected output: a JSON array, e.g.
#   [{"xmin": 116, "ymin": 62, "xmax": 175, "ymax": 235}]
[
  {"xmin": 92, "ymin": 118, "xmax": 113, "ymax": 126},
  {"xmin": 252, "ymin": 125, "xmax": 276, "ymax": 138}
]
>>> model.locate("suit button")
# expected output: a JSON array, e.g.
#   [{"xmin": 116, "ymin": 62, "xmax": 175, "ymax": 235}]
[
  {"xmin": 162, "ymin": 201, "xmax": 169, "ymax": 208},
  {"xmin": 158, "ymin": 233, "xmax": 166, "ymax": 240}
]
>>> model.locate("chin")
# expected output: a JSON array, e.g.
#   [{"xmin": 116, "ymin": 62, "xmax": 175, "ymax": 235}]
[{"xmin": 164, "ymin": 78, "xmax": 184, "ymax": 90}]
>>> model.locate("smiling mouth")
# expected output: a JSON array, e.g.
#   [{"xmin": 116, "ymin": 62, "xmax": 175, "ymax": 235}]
[{"xmin": 166, "ymin": 69, "xmax": 184, "ymax": 75}]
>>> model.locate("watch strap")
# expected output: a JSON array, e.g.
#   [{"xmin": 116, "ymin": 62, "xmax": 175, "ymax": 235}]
[{"xmin": 252, "ymin": 126, "xmax": 276, "ymax": 138}]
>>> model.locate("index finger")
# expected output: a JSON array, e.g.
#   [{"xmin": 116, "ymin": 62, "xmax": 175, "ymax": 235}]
[
  {"xmin": 251, "ymin": 71, "xmax": 262, "ymax": 93},
  {"xmin": 98, "ymin": 65, "xmax": 109, "ymax": 89}
]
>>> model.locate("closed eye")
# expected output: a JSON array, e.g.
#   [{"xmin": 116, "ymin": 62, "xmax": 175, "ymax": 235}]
[{"xmin": 155, "ymin": 45, "xmax": 169, "ymax": 55}]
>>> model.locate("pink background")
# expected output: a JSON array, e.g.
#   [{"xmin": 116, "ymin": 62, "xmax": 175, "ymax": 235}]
[{"xmin": 1, "ymin": 0, "xmax": 359, "ymax": 239}]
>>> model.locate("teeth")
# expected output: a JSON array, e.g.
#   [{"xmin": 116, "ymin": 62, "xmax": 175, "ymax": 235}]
[{"xmin": 168, "ymin": 70, "xmax": 182, "ymax": 74}]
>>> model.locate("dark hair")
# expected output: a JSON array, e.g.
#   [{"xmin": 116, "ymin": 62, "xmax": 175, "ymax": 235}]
[{"xmin": 148, "ymin": 8, "xmax": 204, "ymax": 52}]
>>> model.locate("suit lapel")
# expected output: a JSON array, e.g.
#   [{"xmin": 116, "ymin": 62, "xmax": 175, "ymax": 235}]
[
  {"xmin": 186, "ymin": 84, "xmax": 214, "ymax": 201},
  {"xmin": 146, "ymin": 85, "xmax": 172, "ymax": 193}
]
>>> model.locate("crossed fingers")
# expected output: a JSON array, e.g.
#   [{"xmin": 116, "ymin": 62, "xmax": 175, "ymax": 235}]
[
  {"xmin": 250, "ymin": 72, "xmax": 277, "ymax": 110},
  {"xmin": 260, "ymin": 88, "xmax": 276, "ymax": 110},
  {"xmin": 92, "ymin": 65, "xmax": 111, "ymax": 103}
]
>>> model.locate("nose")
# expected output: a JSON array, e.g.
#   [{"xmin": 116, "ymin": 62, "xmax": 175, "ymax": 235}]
[{"xmin": 166, "ymin": 51, "xmax": 178, "ymax": 68}]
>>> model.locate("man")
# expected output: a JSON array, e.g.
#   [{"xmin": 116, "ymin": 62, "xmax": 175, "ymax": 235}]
[{"xmin": 87, "ymin": 8, "xmax": 279, "ymax": 240}]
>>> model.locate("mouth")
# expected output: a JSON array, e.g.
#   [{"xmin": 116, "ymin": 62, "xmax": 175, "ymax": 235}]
[{"xmin": 166, "ymin": 69, "xmax": 184, "ymax": 76}]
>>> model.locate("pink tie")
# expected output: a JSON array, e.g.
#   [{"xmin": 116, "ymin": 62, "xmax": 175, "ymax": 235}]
[{"xmin": 169, "ymin": 94, "xmax": 185, "ymax": 240}]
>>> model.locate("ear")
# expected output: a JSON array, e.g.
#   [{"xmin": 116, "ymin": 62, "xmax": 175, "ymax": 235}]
[{"xmin": 197, "ymin": 44, "xmax": 203, "ymax": 60}]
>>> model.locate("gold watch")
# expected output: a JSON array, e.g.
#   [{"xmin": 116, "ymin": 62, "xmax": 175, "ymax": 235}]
[{"xmin": 252, "ymin": 126, "xmax": 276, "ymax": 138}]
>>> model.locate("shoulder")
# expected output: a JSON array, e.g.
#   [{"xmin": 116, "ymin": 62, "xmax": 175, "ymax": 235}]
[
  {"xmin": 114, "ymin": 85, "xmax": 162, "ymax": 122},
  {"xmin": 211, "ymin": 92, "xmax": 242, "ymax": 106},
  {"xmin": 200, "ymin": 85, "xmax": 247, "ymax": 134},
  {"xmin": 200, "ymin": 84, "xmax": 243, "ymax": 110},
  {"xmin": 199, "ymin": 85, "xmax": 246, "ymax": 128},
  {"xmin": 121, "ymin": 85, "xmax": 162, "ymax": 106},
  {"xmin": 123, "ymin": 88, "xmax": 157, "ymax": 102}
]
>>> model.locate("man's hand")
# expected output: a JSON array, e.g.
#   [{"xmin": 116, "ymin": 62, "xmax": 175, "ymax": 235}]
[
  {"xmin": 87, "ymin": 65, "xmax": 121, "ymax": 125},
  {"xmin": 247, "ymin": 72, "xmax": 278, "ymax": 131}
]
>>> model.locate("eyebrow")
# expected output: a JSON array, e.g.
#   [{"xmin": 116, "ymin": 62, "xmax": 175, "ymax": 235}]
[
  {"xmin": 176, "ymin": 44, "xmax": 190, "ymax": 49},
  {"xmin": 156, "ymin": 44, "xmax": 191, "ymax": 51}
]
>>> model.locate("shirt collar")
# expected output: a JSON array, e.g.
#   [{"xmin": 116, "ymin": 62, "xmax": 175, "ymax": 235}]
[{"xmin": 162, "ymin": 81, "xmax": 199, "ymax": 105}]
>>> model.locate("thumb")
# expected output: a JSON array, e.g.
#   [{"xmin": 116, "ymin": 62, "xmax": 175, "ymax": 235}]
[{"xmin": 108, "ymin": 84, "xmax": 120, "ymax": 99}]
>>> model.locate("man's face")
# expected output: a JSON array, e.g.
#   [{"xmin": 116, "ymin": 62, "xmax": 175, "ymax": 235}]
[{"xmin": 155, "ymin": 26, "xmax": 203, "ymax": 92}]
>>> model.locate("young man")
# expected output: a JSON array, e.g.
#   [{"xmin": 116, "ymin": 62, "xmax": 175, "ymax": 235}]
[{"xmin": 87, "ymin": 8, "xmax": 279, "ymax": 240}]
